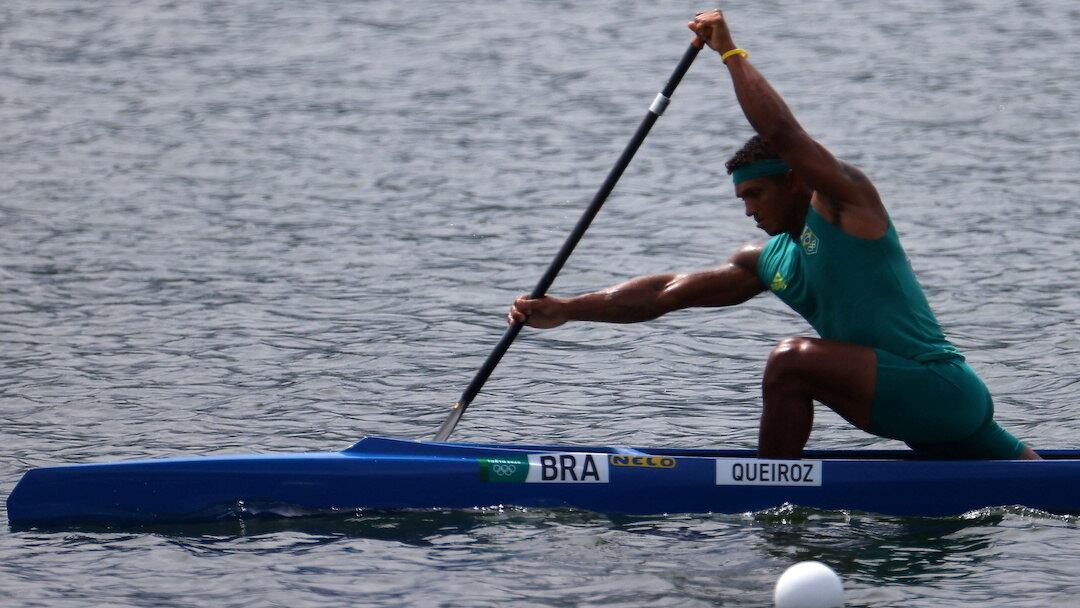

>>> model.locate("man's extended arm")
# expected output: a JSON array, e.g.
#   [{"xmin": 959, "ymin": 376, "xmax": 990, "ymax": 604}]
[{"xmin": 508, "ymin": 244, "xmax": 766, "ymax": 329}]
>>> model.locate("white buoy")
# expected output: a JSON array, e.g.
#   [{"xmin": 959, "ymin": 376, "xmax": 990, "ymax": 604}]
[{"xmin": 773, "ymin": 560, "xmax": 844, "ymax": 608}]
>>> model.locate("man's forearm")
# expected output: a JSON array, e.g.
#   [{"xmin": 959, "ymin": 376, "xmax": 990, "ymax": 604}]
[
  {"xmin": 564, "ymin": 274, "xmax": 677, "ymax": 324},
  {"xmin": 725, "ymin": 57, "xmax": 804, "ymax": 145},
  {"xmin": 690, "ymin": 10, "xmax": 806, "ymax": 146}
]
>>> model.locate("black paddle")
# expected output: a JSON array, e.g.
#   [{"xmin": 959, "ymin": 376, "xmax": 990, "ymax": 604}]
[{"xmin": 433, "ymin": 39, "xmax": 705, "ymax": 442}]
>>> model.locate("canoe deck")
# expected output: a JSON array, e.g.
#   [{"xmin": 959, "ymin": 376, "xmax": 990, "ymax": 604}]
[{"xmin": 8, "ymin": 437, "xmax": 1080, "ymax": 527}]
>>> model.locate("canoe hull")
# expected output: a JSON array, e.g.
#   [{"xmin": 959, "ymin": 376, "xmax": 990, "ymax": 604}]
[{"xmin": 9, "ymin": 437, "xmax": 1080, "ymax": 526}]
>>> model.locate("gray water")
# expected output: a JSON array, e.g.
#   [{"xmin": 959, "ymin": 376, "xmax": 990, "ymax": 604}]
[{"xmin": 2, "ymin": 1, "xmax": 1079, "ymax": 606}]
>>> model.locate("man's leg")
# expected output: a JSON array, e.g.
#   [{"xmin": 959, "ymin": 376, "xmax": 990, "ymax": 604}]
[{"xmin": 758, "ymin": 336, "xmax": 877, "ymax": 458}]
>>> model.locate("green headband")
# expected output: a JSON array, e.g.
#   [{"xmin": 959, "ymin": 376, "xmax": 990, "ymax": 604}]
[{"xmin": 731, "ymin": 158, "xmax": 791, "ymax": 185}]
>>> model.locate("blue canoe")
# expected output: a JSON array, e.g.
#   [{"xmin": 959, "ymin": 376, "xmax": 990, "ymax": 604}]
[{"xmin": 8, "ymin": 436, "xmax": 1080, "ymax": 526}]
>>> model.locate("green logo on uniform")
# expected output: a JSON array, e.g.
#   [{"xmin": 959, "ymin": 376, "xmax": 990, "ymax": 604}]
[
  {"xmin": 770, "ymin": 271, "xmax": 787, "ymax": 292},
  {"xmin": 800, "ymin": 227, "xmax": 819, "ymax": 255},
  {"xmin": 479, "ymin": 456, "xmax": 529, "ymax": 483}
]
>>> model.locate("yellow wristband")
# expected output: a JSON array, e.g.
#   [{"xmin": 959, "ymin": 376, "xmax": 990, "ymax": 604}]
[{"xmin": 721, "ymin": 48, "xmax": 748, "ymax": 63}]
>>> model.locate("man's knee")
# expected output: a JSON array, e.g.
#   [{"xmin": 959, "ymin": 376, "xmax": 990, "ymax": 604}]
[{"xmin": 763, "ymin": 337, "xmax": 814, "ymax": 390}]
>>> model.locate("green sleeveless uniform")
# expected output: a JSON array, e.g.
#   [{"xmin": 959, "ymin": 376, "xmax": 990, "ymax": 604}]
[{"xmin": 756, "ymin": 206, "xmax": 1023, "ymax": 459}]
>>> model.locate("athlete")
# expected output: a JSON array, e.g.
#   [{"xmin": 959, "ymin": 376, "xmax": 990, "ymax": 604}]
[{"xmin": 507, "ymin": 9, "xmax": 1039, "ymax": 460}]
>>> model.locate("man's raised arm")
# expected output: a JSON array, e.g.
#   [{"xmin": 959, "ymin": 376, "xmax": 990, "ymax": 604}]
[{"xmin": 689, "ymin": 10, "xmax": 880, "ymax": 214}]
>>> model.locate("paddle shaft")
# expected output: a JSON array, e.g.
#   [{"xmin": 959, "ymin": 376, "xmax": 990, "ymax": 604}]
[{"xmin": 433, "ymin": 41, "xmax": 704, "ymax": 442}]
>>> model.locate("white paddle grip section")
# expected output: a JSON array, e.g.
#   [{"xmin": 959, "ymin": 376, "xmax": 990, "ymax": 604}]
[{"xmin": 649, "ymin": 93, "xmax": 671, "ymax": 116}]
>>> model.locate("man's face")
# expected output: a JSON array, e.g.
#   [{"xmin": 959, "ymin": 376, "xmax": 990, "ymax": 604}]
[{"xmin": 734, "ymin": 175, "xmax": 794, "ymax": 236}]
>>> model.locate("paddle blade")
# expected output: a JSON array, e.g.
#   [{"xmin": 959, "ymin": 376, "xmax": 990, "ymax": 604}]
[{"xmin": 433, "ymin": 403, "xmax": 464, "ymax": 442}]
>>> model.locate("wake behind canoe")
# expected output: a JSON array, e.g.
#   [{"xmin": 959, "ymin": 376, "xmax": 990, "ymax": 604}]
[{"xmin": 8, "ymin": 436, "xmax": 1080, "ymax": 527}]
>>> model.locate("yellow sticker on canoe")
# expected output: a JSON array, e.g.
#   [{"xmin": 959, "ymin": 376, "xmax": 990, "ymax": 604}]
[{"xmin": 609, "ymin": 455, "xmax": 676, "ymax": 469}]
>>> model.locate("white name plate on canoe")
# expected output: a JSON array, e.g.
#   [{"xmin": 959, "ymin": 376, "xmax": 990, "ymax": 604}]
[
  {"xmin": 715, "ymin": 459, "xmax": 822, "ymax": 486},
  {"xmin": 480, "ymin": 453, "xmax": 609, "ymax": 483}
]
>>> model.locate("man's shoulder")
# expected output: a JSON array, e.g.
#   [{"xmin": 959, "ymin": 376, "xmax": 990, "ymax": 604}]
[
  {"xmin": 731, "ymin": 240, "xmax": 766, "ymax": 265},
  {"xmin": 812, "ymin": 161, "xmax": 889, "ymax": 238},
  {"xmin": 730, "ymin": 239, "xmax": 779, "ymax": 278}
]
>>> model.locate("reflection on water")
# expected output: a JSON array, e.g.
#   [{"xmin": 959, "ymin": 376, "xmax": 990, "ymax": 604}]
[{"xmin": 750, "ymin": 508, "xmax": 999, "ymax": 583}]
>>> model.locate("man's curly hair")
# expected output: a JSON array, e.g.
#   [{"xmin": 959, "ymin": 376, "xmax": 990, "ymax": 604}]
[{"xmin": 725, "ymin": 135, "xmax": 780, "ymax": 175}]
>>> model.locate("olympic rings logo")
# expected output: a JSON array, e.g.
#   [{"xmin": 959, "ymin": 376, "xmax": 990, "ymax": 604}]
[{"xmin": 491, "ymin": 463, "xmax": 519, "ymax": 477}]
